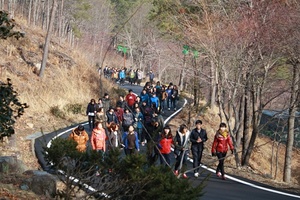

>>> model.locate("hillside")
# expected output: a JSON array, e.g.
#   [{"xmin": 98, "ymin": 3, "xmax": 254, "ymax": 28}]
[
  {"xmin": 0, "ymin": 15, "xmax": 300, "ymax": 199},
  {"xmin": 0, "ymin": 16, "xmax": 119, "ymax": 169}
]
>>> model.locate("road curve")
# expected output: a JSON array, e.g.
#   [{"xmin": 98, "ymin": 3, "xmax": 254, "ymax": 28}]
[{"xmin": 34, "ymin": 83, "xmax": 300, "ymax": 200}]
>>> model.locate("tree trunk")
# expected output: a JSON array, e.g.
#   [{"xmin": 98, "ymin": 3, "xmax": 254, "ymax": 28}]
[
  {"xmin": 32, "ymin": 0, "xmax": 38, "ymax": 25},
  {"xmin": 178, "ymin": 55, "xmax": 186, "ymax": 91},
  {"xmin": 58, "ymin": 0, "xmax": 64, "ymax": 40},
  {"xmin": 242, "ymin": 82, "xmax": 263, "ymax": 166},
  {"xmin": 284, "ymin": 63, "xmax": 299, "ymax": 183},
  {"xmin": 242, "ymin": 74, "xmax": 251, "ymax": 165},
  {"xmin": 28, "ymin": 0, "xmax": 32, "ymax": 25},
  {"xmin": 39, "ymin": 0, "xmax": 57, "ymax": 78},
  {"xmin": 0, "ymin": 0, "xmax": 3, "ymax": 10},
  {"xmin": 210, "ymin": 60, "xmax": 217, "ymax": 110}
]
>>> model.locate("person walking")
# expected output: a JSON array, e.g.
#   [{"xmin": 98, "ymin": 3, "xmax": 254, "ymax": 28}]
[
  {"xmin": 211, "ymin": 122, "xmax": 234, "ymax": 180},
  {"xmin": 133, "ymin": 107, "xmax": 144, "ymax": 143},
  {"xmin": 136, "ymin": 69, "xmax": 143, "ymax": 85},
  {"xmin": 125, "ymin": 89, "xmax": 137, "ymax": 110},
  {"xmin": 116, "ymin": 95, "xmax": 127, "ymax": 109},
  {"xmin": 69, "ymin": 125, "xmax": 89, "ymax": 152},
  {"xmin": 106, "ymin": 106, "xmax": 119, "ymax": 126},
  {"xmin": 95, "ymin": 107, "xmax": 107, "ymax": 128},
  {"xmin": 91, "ymin": 121, "xmax": 107, "ymax": 155},
  {"xmin": 145, "ymin": 118, "xmax": 163, "ymax": 165},
  {"xmin": 122, "ymin": 125, "xmax": 140, "ymax": 155},
  {"xmin": 122, "ymin": 108, "xmax": 134, "ymax": 132},
  {"xmin": 171, "ymin": 85, "xmax": 179, "ymax": 111},
  {"xmin": 102, "ymin": 93, "xmax": 111, "ymax": 114},
  {"xmin": 148, "ymin": 70, "xmax": 155, "ymax": 84},
  {"xmin": 86, "ymin": 99, "xmax": 97, "ymax": 129},
  {"xmin": 190, "ymin": 120, "xmax": 208, "ymax": 177},
  {"xmin": 119, "ymin": 69, "xmax": 126, "ymax": 85},
  {"xmin": 166, "ymin": 85, "xmax": 173, "ymax": 111},
  {"xmin": 107, "ymin": 122, "xmax": 122, "ymax": 150},
  {"xmin": 158, "ymin": 125, "xmax": 173, "ymax": 166},
  {"xmin": 174, "ymin": 124, "xmax": 190, "ymax": 178}
]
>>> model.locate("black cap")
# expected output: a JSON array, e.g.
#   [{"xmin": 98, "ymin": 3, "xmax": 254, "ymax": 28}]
[
  {"xmin": 195, "ymin": 120, "xmax": 202, "ymax": 125},
  {"xmin": 129, "ymin": 89, "xmax": 133, "ymax": 92}
]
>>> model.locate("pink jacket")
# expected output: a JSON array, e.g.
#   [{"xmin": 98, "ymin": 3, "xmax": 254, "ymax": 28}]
[{"xmin": 91, "ymin": 128, "xmax": 107, "ymax": 151}]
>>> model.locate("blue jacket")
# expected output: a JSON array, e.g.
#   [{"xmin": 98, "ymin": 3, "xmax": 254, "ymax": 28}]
[
  {"xmin": 166, "ymin": 89, "xmax": 173, "ymax": 98},
  {"xmin": 140, "ymin": 93, "xmax": 149, "ymax": 105},
  {"xmin": 122, "ymin": 131, "xmax": 139, "ymax": 150},
  {"xmin": 150, "ymin": 96, "xmax": 159, "ymax": 108},
  {"xmin": 119, "ymin": 71, "xmax": 125, "ymax": 79},
  {"xmin": 134, "ymin": 112, "xmax": 144, "ymax": 129}
]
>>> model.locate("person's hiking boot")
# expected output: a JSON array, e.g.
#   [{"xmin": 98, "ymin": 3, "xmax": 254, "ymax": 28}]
[
  {"xmin": 222, "ymin": 175, "xmax": 226, "ymax": 180},
  {"xmin": 182, "ymin": 173, "xmax": 188, "ymax": 179},
  {"xmin": 174, "ymin": 170, "xmax": 179, "ymax": 176},
  {"xmin": 216, "ymin": 172, "xmax": 221, "ymax": 177},
  {"xmin": 194, "ymin": 172, "xmax": 199, "ymax": 178}
]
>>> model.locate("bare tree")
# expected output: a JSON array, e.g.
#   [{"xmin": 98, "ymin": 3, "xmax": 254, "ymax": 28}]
[
  {"xmin": 39, "ymin": 0, "xmax": 57, "ymax": 78},
  {"xmin": 284, "ymin": 62, "xmax": 300, "ymax": 182}
]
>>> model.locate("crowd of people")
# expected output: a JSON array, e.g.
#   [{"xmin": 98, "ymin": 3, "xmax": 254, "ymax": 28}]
[
  {"xmin": 69, "ymin": 73, "xmax": 235, "ymax": 180},
  {"xmin": 102, "ymin": 65, "xmax": 153, "ymax": 86}
]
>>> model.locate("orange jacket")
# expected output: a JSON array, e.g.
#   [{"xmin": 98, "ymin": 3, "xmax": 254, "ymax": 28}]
[{"xmin": 69, "ymin": 128, "xmax": 89, "ymax": 152}]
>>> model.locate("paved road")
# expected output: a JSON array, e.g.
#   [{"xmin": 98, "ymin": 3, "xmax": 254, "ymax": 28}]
[{"xmin": 34, "ymin": 82, "xmax": 300, "ymax": 200}]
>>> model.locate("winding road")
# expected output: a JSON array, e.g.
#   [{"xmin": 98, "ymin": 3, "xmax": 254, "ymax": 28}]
[{"xmin": 34, "ymin": 83, "xmax": 300, "ymax": 200}]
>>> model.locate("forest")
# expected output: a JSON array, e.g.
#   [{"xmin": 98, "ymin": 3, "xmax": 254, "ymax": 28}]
[{"xmin": 1, "ymin": 0, "xmax": 299, "ymax": 185}]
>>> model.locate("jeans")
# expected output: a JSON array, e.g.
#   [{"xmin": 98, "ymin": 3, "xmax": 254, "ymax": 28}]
[
  {"xmin": 160, "ymin": 153, "xmax": 171, "ymax": 166},
  {"xmin": 174, "ymin": 150, "xmax": 188, "ymax": 171},
  {"xmin": 88, "ymin": 116, "xmax": 95, "ymax": 129}
]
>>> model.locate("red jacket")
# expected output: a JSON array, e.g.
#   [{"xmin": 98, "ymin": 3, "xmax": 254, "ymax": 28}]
[
  {"xmin": 125, "ymin": 93, "xmax": 136, "ymax": 107},
  {"xmin": 159, "ymin": 137, "xmax": 173, "ymax": 154},
  {"xmin": 211, "ymin": 131, "xmax": 234, "ymax": 153}
]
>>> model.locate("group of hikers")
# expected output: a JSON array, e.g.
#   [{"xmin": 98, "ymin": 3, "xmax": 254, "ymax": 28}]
[
  {"xmin": 101, "ymin": 65, "xmax": 155, "ymax": 86},
  {"xmin": 69, "ymin": 74, "xmax": 234, "ymax": 180}
]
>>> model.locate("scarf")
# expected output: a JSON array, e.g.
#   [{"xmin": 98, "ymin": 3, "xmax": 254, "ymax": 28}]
[{"xmin": 219, "ymin": 130, "xmax": 228, "ymax": 138}]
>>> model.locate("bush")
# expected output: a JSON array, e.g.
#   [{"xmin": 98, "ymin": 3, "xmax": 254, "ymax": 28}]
[
  {"xmin": 0, "ymin": 78, "xmax": 28, "ymax": 140},
  {"xmin": 44, "ymin": 140, "xmax": 206, "ymax": 199},
  {"xmin": 43, "ymin": 137, "xmax": 81, "ymax": 167},
  {"xmin": 0, "ymin": 11, "xmax": 25, "ymax": 40},
  {"xmin": 50, "ymin": 106, "xmax": 66, "ymax": 119},
  {"xmin": 64, "ymin": 103, "xmax": 83, "ymax": 114}
]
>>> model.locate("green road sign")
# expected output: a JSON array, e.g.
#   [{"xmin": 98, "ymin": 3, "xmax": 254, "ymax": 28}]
[{"xmin": 117, "ymin": 45, "xmax": 127, "ymax": 53}]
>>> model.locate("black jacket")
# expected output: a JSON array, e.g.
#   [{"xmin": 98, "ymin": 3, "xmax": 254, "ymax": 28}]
[
  {"xmin": 86, "ymin": 103, "xmax": 96, "ymax": 115},
  {"xmin": 190, "ymin": 128, "xmax": 208, "ymax": 146}
]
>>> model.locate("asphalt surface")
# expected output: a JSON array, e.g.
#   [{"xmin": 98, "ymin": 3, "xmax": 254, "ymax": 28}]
[{"xmin": 34, "ymin": 82, "xmax": 300, "ymax": 200}]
